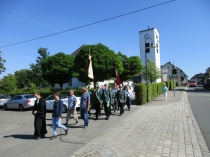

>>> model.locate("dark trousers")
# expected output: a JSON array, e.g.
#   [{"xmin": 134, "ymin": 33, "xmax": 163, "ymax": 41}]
[
  {"xmin": 95, "ymin": 103, "xmax": 101, "ymax": 119},
  {"xmin": 34, "ymin": 116, "xmax": 47, "ymax": 136},
  {"xmin": 104, "ymin": 102, "xmax": 110, "ymax": 118},
  {"xmin": 114, "ymin": 101, "xmax": 117, "ymax": 110},
  {"xmin": 126, "ymin": 97, "xmax": 131, "ymax": 110},
  {"xmin": 118, "ymin": 102, "xmax": 124, "ymax": 115}
]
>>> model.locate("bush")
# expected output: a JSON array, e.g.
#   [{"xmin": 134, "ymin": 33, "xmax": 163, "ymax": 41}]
[
  {"xmin": 135, "ymin": 82, "xmax": 164, "ymax": 105},
  {"xmin": 135, "ymin": 83, "xmax": 147, "ymax": 105}
]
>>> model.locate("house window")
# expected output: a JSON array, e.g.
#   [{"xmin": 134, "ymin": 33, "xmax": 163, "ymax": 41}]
[{"xmin": 68, "ymin": 78, "xmax": 72, "ymax": 86}]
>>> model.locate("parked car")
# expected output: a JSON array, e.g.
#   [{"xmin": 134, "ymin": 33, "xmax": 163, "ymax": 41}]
[
  {"xmin": 189, "ymin": 80, "xmax": 197, "ymax": 87},
  {"xmin": 4, "ymin": 94, "xmax": 36, "ymax": 111},
  {"xmin": 0, "ymin": 94, "xmax": 11, "ymax": 108},
  {"xmin": 45, "ymin": 94, "xmax": 80, "ymax": 113}
]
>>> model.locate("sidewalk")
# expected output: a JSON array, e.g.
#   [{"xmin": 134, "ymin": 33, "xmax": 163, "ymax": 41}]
[{"xmin": 70, "ymin": 87, "xmax": 210, "ymax": 157}]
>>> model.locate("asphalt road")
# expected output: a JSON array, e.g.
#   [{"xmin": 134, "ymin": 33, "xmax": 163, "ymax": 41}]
[
  {"xmin": 0, "ymin": 104, "xmax": 138, "ymax": 157},
  {"xmin": 187, "ymin": 85, "xmax": 210, "ymax": 151}
]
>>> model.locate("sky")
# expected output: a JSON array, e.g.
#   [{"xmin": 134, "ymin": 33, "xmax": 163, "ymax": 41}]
[{"xmin": 0, "ymin": 0, "xmax": 210, "ymax": 79}]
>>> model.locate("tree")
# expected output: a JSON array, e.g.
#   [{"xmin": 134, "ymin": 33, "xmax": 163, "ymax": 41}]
[
  {"xmin": 142, "ymin": 59, "xmax": 161, "ymax": 83},
  {"xmin": 204, "ymin": 67, "xmax": 210, "ymax": 77},
  {"xmin": 0, "ymin": 51, "xmax": 6, "ymax": 74},
  {"xmin": 14, "ymin": 69, "xmax": 35, "ymax": 88},
  {"xmin": 30, "ymin": 48, "xmax": 50, "ymax": 87},
  {"xmin": 41, "ymin": 52, "xmax": 75, "ymax": 89},
  {"xmin": 117, "ymin": 52, "xmax": 143, "ymax": 82},
  {"xmin": 74, "ymin": 43, "xmax": 123, "ymax": 87},
  {"xmin": 0, "ymin": 74, "xmax": 17, "ymax": 92}
]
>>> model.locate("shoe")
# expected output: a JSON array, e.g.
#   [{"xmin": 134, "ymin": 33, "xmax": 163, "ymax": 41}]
[
  {"xmin": 64, "ymin": 122, "xmax": 68, "ymax": 125},
  {"xmin": 65, "ymin": 128, "xmax": 68, "ymax": 135},
  {"xmin": 74, "ymin": 122, "xmax": 79, "ymax": 126},
  {"xmin": 41, "ymin": 134, "xmax": 45, "ymax": 138},
  {"xmin": 84, "ymin": 125, "xmax": 88, "ymax": 129},
  {"xmin": 128, "ymin": 109, "xmax": 130, "ymax": 111},
  {"xmin": 50, "ymin": 136, "xmax": 57, "ymax": 140},
  {"xmin": 107, "ymin": 117, "xmax": 110, "ymax": 120},
  {"xmin": 35, "ymin": 136, "xmax": 41, "ymax": 140}
]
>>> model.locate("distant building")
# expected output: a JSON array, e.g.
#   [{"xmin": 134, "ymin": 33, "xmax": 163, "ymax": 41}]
[
  {"xmin": 161, "ymin": 62, "xmax": 188, "ymax": 85},
  {"xmin": 139, "ymin": 28, "xmax": 161, "ymax": 83}
]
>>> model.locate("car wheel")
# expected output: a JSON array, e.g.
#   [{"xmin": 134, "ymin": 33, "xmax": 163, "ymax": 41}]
[
  {"xmin": 4, "ymin": 104, "xmax": 7, "ymax": 110},
  {"xmin": 19, "ymin": 104, "xmax": 24, "ymax": 111},
  {"xmin": 62, "ymin": 105, "xmax": 67, "ymax": 113}
]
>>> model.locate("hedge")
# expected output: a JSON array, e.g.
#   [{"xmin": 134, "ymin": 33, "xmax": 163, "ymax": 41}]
[{"xmin": 135, "ymin": 81, "xmax": 177, "ymax": 105}]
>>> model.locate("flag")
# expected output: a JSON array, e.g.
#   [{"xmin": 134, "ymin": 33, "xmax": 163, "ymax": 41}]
[
  {"xmin": 87, "ymin": 54, "xmax": 94, "ymax": 79},
  {"xmin": 112, "ymin": 62, "xmax": 121, "ymax": 85}
]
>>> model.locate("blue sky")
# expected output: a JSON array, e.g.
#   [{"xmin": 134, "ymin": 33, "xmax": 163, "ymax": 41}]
[{"xmin": 0, "ymin": 0, "xmax": 210, "ymax": 79}]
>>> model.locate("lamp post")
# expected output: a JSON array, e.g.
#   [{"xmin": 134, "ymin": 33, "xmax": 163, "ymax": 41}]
[{"xmin": 144, "ymin": 34, "xmax": 156, "ymax": 102}]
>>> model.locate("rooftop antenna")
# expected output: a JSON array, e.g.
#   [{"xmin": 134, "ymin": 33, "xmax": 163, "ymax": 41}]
[{"xmin": 148, "ymin": 21, "xmax": 150, "ymax": 29}]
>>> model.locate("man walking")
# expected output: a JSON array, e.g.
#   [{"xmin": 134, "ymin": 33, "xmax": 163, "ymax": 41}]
[
  {"xmin": 162, "ymin": 84, "xmax": 168, "ymax": 101},
  {"xmin": 93, "ymin": 85, "xmax": 102, "ymax": 120},
  {"xmin": 64, "ymin": 90, "xmax": 79, "ymax": 126},
  {"xmin": 80, "ymin": 87, "xmax": 90, "ymax": 128},
  {"xmin": 113, "ymin": 85, "xmax": 119, "ymax": 110},
  {"xmin": 50, "ymin": 92, "xmax": 68, "ymax": 140},
  {"xmin": 33, "ymin": 92, "xmax": 47, "ymax": 140},
  {"xmin": 101, "ymin": 83, "xmax": 111, "ymax": 120},
  {"xmin": 115, "ymin": 85, "xmax": 127, "ymax": 116}
]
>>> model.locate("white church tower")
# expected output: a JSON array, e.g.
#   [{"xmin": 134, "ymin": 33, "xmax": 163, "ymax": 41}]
[{"xmin": 139, "ymin": 28, "xmax": 161, "ymax": 83}]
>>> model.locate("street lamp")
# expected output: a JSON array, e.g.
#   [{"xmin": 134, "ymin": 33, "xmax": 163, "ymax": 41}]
[{"xmin": 144, "ymin": 34, "xmax": 156, "ymax": 102}]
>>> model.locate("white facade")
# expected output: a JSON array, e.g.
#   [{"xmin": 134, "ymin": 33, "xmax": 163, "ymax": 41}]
[
  {"xmin": 55, "ymin": 77, "xmax": 86, "ymax": 89},
  {"xmin": 161, "ymin": 62, "xmax": 188, "ymax": 85},
  {"xmin": 139, "ymin": 28, "xmax": 161, "ymax": 83}
]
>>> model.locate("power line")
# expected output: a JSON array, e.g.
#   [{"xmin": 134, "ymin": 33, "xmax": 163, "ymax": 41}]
[{"xmin": 0, "ymin": 0, "xmax": 175, "ymax": 48}]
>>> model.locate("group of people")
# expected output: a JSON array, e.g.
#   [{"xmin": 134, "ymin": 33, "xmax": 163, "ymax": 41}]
[{"xmin": 32, "ymin": 83, "xmax": 134, "ymax": 140}]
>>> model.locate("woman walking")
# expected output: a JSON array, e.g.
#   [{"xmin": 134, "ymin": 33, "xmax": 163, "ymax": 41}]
[{"xmin": 50, "ymin": 92, "xmax": 68, "ymax": 140}]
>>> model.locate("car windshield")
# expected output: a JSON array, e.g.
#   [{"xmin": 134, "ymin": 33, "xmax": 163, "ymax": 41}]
[
  {"xmin": 0, "ymin": 95, "xmax": 10, "ymax": 99},
  {"xmin": 24, "ymin": 95, "xmax": 35, "ymax": 99},
  {"xmin": 190, "ymin": 81, "xmax": 196, "ymax": 83}
]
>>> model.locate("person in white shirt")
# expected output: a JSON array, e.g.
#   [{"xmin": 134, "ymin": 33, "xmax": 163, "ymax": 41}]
[{"xmin": 125, "ymin": 85, "xmax": 133, "ymax": 111}]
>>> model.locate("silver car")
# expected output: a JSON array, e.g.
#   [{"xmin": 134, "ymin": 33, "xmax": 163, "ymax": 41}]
[
  {"xmin": 0, "ymin": 94, "xmax": 11, "ymax": 107},
  {"xmin": 4, "ymin": 94, "xmax": 36, "ymax": 111}
]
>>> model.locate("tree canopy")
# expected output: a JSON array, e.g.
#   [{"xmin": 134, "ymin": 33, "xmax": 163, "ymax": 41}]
[
  {"xmin": 142, "ymin": 59, "xmax": 161, "ymax": 83},
  {"xmin": 0, "ymin": 74, "xmax": 17, "ymax": 92},
  {"xmin": 117, "ymin": 52, "xmax": 143, "ymax": 82},
  {"xmin": 74, "ymin": 43, "xmax": 123, "ymax": 87},
  {"xmin": 14, "ymin": 69, "xmax": 34, "ymax": 88},
  {"xmin": 30, "ymin": 48, "xmax": 50, "ymax": 87},
  {"xmin": 41, "ymin": 52, "xmax": 75, "ymax": 89},
  {"xmin": 0, "ymin": 51, "xmax": 6, "ymax": 74}
]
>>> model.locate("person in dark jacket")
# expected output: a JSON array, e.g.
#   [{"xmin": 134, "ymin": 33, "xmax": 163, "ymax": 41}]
[
  {"xmin": 115, "ymin": 84, "xmax": 127, "ymax": 115},
  {"xmin": 50, "ymin": 92, "xmax": 68, "ymax": 140},
  {"xmin": 33, "ymin": 92, "xmax": 47, "ymax": 140},
  {"xmin": 93, "ymin": 85, "xmax": 102, "ymax": 120},
  {"xmin": 101, "ymin": 83, "xmax": 111, "ymax": 120}
]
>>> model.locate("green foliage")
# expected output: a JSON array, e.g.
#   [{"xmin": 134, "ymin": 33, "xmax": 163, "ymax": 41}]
[
  {"xmin": 30, "ymin": 47, "xmax": 50, "ymax": 87},
  {"xmin": 41, "ymin": 52, "xmax": 75, "ymax": 89},
  {"xmin": 14, "ymin": 69, "xmax": 35, "ymax": 88},
  {"xmin": 117, "ymin": 52, "xmax": 143, "ymax": 82},
  {"xmin": 135, "ymin": 83, "xmax": 147, "ymax": 105},
  {"xmin": 0, "ymin": 51, "xmax": 6, "ymax": 74},
  {"xmin": 74, "ymin": 43, "xmax": 123, "ymax": 87},
  {"xmin": 142, "ymin": 59, "xmax": 161, "ymax": 83},
  {"xmin": 135, "ymin": 82, "xmax": 164, "ymax": 105},
  {"xmin": 0, "ymin": 74, "xmax": 17, "ymax": 93}
]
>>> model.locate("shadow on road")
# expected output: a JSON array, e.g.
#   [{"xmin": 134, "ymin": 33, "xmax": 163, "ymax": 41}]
[{"xmin": 3, "ymin": 134, "xmax": 36, "ymax": 140}]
